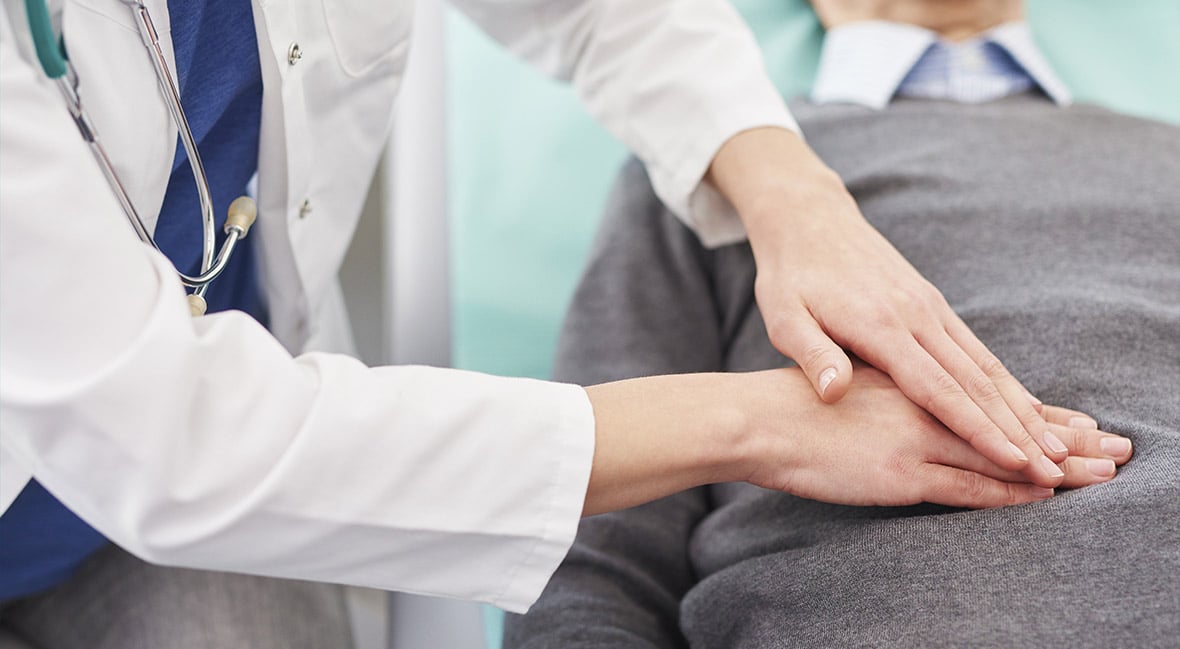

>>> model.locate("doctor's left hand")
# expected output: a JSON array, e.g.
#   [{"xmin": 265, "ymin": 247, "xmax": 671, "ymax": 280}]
[{"xmin": 706, "ymin": 126, "xmax": 1071, "ymax": 491}]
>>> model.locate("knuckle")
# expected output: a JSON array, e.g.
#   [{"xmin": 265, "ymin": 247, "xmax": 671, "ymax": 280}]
[
  {"xmin": 797, "ymin": 342, "xmax": 835, "ymax": 369},
  {"xmin": 885, "ymin": 448, "xmax": 915, "ymax": 479},
  {"xmin": 959, "ymin": 473, "xmax": 991, "ymax": 503},
  {"xmin": 965, "ymin": 370, "xmax": 1003, "ymax": 403},
  {"xmin": 1052, "ymin": 426, "xmax": 1081, "ymax": 451},
  {"xmin": 922, "ymin": 371, "xmax": 964, "ymax": 411},
  {"xmin": 1015, "ymin": 406, "xmax": 1045, "ymax": 430},
  {"xmin": 1003, "ymin": 482, "xmax": 1025, "ymax": 506},
  {"xmin": 920, "ymin": 281, "xmax": 949, "ymax": 309},
  {"xmin": 976, "ymin": 352, "xmax": 1011, "ymax": 380},
  {"xmin": 887, "ymin": 286, "xmax": 920, "ymax": 309},
  {"xmin": 859, "ymin": 303, "xmax": 902, "ymax": 332}
]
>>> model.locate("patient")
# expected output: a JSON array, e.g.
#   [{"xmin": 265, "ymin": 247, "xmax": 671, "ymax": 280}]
[{"xmin": 505, "ymin": 1, "xmax": 1180, "ymax": 647}]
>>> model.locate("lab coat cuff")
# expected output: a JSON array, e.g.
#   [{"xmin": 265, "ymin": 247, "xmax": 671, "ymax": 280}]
[
  {"xmin": 649, "ymin": 102, "xmax": 800, "ymax": 249},
  {"xmin": 491, "ymin": 382, "xmax": 595, "ymax": 613}
]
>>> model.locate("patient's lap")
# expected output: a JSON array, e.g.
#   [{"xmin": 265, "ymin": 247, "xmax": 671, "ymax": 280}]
[
  {"xmin": 688, "ymin": 97, "xmax": 1180, "ymax": 646},
  {"xmin": 513, "ymin": 96, "xmax": 1180, "ymax": 648}
]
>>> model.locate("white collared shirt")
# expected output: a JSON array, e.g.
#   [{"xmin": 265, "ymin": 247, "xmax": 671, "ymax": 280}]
[{"xmin": 811, "ymin": 21, "xmax": 1072, "ymax": 109}]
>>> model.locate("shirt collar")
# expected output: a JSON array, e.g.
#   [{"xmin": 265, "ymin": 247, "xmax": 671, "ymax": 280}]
[
  {"xmin": 810, "ymin": 20, "xmax": 1072, "ymax": 109},
  {"xmin": 986, "ymin": 22, "xmax": 1072, "ymax": 106}
]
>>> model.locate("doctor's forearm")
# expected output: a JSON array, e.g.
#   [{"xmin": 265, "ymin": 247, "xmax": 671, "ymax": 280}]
[{"xmin": 581, "ymin": 372, "xmax": 771, "ymax": 516}]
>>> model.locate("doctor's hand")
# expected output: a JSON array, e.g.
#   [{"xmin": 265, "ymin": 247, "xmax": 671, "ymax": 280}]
[
  {"xmin": 735, "ymin": 366, "xmax": 1132, "ymax": 507},
  {"xmin": 582, "ymin": 365, "xmax": 1130, "ymax": 515},
  {"xmin": 707, "ymin": 126, "xmax": 1070, "ymax": 489}
]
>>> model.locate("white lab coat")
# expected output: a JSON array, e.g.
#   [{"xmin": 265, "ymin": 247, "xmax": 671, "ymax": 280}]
[{"xmin": 0, "ymin": 0, "xmax": 794, "ymax": 611}]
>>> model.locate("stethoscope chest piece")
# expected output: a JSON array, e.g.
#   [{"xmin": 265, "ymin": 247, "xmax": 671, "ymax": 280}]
[{"xmin": 188, "ymin": 294, "xmax": 208, "ymax": 317}]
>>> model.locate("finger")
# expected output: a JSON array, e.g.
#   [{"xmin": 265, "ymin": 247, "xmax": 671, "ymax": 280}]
[
  {"xmin": 1040, "ymin": 405, "xmax": 1099, "ymax": 431},
  {"xmin": 1049, "ymin": 422, "xmax": 1133, "ymax": 464},
  {"xmin": 928, "ymin": 433, "xmax": 1029, "ymax": 483},
  {"xmin": 918, "ymin": 464, "xmax": 1055, "ymax": 509},
  {"xmin": 931, "ymin": 431, "xmax": 1125, "ymax": 491},
  {"xmin": 772, "ymin": 313, "xmax": 854, "ymax": 403},
  {"xmin": 1058, "ymin": 456, "xmax": 1118, "ymax": 489},
  {"xmin": 941, "ymin": 317, "xmax": 1064, "ymax": 463},
  {"xmin": 860, "ymin": 334, "xmax": 1050, "ymax": 481},
  {"xmin": 916, "ymin": 326, "xmax": 1065, "ymax": 477}
]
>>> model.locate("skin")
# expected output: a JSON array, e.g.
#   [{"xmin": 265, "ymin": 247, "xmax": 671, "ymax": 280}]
[
  {"xmin": 580, "ymin": 0, "xmax": 1134, "ymax": 516},
  {"xmin": 699, "ymin": 0, "xmax": 1075, "ymax": 491},
  {"xmin": 809, "ymin": 0, "xmax": 1024, "ymax": 41},
  {"xmin": 583, "ymin": 366, "xmax": 1132, "ymax": 516}
]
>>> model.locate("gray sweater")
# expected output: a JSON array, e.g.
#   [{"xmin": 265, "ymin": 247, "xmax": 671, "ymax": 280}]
[{"xmin": 504, "ymin": 95, "xmax": 1180, "ymax": 648}]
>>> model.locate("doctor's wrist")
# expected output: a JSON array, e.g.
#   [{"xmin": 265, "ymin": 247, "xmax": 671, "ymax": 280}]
[
  {"xmin": 707, "ymin": 127, "xmax": 858, "ymax": 256},
  {"xmin": 721, "ymin": 368, "xmax": 813, "ymax": 489},
  {"xmin": 708, "ymin": 127, "xmax": 845, "ymax": 218},
  {"xmin": 581, "ymin": 372, "xmax": 763, "ymax": 516}
]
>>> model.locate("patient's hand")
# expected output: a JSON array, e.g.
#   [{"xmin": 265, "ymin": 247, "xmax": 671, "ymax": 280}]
[
  {"xmin": 738, "ymin": 366, "xmax": 1132, "ymax": 507},
  {"xmin": 708, "ymin": 127, "xmax": 1071, "ymax": 490}
]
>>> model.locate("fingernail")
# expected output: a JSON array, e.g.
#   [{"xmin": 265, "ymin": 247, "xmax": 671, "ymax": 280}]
[
  {"xmin": 1069, "ymin": 416, "xmax": 1098, "ymax": 429},
  {"xmin": 1039, "ymin": 455, "xmax": 1064, "ymax": 478},
  {"xmin": 1086, "ymin": 458, "xmax": 1116, "ymax": 478},
  {"xmin": 1031, "ymin": 487, "xmax": 1055, "ymax": 499},
  {"xmin": 1024, "ymin": 389, "xmax": 1042, "ymax": 406},
  {"xmin": 1100, "ymin": 437, "xmax": 1132, "ymax": 456},
  {"xmin": 1007, "ymin": 441, "xmax": 1028, "ymax": 463},
  {"xmin": 818, "ymin": 368, "xmax": 837, "ymax": 396},
  {"xmin": 1042, "ymin": 430, "xmax": 1068, "ymax": 455}
]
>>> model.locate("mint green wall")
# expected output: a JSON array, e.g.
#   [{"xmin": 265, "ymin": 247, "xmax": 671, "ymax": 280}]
[
  {"xmin": 1027, "ymin": 0, "xmax": 1180, "ymax": 126},
  {"xmin": 448, "ymin": 1, "xmax": 1180, "ymax": 381}
]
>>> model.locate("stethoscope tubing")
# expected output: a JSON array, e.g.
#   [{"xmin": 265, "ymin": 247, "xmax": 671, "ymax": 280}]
[{"xmin": 24, "ymin": 0, "xmax": 252, "ymax": 305}]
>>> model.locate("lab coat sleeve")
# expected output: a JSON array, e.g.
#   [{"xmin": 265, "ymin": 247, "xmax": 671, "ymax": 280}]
[
  {"xmin": 0, "ymin": 9, "xmax": 592, "ymax": 612},
  {"xmin": 448, "ymin": 0, "xmax": 799, "ymax": 247}
]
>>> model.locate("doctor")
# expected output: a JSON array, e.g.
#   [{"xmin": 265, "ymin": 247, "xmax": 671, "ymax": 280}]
[{"xmin": 1, "ymin": 0, "xmax": 1082, "ymax": 642}]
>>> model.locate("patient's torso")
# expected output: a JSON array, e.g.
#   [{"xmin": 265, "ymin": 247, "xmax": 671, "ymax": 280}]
[{"xmin": 682, "ymin": 96, "xmax": 1180, "ymax": 648}]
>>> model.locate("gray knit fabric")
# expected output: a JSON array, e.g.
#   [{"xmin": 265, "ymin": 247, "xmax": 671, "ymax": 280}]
[{"xmin": 505, "ymin": 95, "xmax": 1180, "ymax": 648}]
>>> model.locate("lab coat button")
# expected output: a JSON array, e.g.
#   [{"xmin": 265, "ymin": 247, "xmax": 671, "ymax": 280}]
[
  {"xmin": 288, "ymin": 43, "xmax": 303, "ymax": 66},
  {"xmin": 298, "ymin": 199, "xmax": 312, "ymax": 219}
]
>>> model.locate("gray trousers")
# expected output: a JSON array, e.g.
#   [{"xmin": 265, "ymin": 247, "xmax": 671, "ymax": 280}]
[{"xmin": 0, "ymin": 544, "xmax": 352, "ymax": 649}]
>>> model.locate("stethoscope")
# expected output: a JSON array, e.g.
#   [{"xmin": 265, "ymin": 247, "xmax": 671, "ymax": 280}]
[{"xmin": 24, "ymin": 0, "xmax": 257, "ymax": 316}]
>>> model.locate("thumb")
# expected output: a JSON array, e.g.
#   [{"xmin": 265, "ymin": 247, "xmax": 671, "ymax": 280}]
[{"xmin": 774, "ymin": 316, "xmax": 854, "ymax": 403}]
